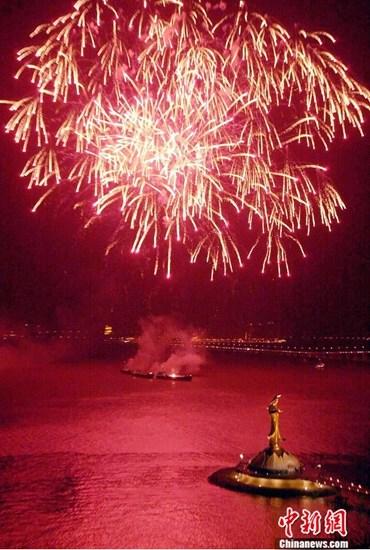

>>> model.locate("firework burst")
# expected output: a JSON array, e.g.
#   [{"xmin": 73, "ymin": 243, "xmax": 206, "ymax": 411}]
[{"xmin": 3, "ymin": 0, "xmax": 370, "ymax": 278}]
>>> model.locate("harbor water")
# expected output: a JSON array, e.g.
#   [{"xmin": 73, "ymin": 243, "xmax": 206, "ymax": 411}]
[{"xmin": 0, "ymin": 351, "xmax": 369, "ymax": 548}]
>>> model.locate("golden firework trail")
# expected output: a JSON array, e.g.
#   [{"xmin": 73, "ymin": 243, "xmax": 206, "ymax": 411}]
[{"xmin": 2, "ymin": 0, "xmax": 369, "ymax": 277}]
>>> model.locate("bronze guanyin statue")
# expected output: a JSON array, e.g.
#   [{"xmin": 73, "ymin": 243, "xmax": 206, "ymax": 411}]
[
  {"xmin": 208, "ymin": 394, "xmax": 336, "ymax": 496},
  {"xmin": 246, "ymin": 394, "xmax": 302, "ymax": 478},
  {"xmin": 267, "ymin": 393, "xmax": 284, "ymax": 452}
]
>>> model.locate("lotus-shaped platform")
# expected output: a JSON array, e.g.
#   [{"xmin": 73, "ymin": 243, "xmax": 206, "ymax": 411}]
[{"xmin": 209, "ymin": 468, "xmax": 336, "ymax": 497}]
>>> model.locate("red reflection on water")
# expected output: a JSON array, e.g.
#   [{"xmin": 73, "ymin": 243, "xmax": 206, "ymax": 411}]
[{"xmin": 0, "ymin": 355, "xmax": 369, "ymax": 548}]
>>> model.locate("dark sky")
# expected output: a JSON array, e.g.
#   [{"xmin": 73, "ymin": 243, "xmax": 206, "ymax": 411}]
[{"xmin": 0, "ymin": 0, "xmax": 369, "ymax": 336}]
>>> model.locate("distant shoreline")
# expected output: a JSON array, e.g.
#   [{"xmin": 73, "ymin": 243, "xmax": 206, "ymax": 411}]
[{"xmin": 1, "ymin": 332, "xmax": 369, "ymax": 363}]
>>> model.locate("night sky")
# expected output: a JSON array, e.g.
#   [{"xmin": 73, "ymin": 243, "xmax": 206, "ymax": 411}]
[{"xmin": 0, "ymin": 0, "xmax": 369, "ymax": 336}]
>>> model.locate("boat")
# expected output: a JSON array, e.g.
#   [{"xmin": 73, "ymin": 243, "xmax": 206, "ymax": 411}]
[
  {"xmin": 121, "ymin": 367, "xmax": 154, "ymax": 379},
  {"xmin": 132, "ymin": 370, "xmax": 155, "ymax": 379},
  {"xmin": 156, "ymin": 371, "xmax": 192, "ymax": 381},
  {"xmin": 121, "ymin": 366, "xmax": 192, "ymax": 381},
  {"xmin": 315, "ymin": 362, "xmax": 325, "ymax": 369}
]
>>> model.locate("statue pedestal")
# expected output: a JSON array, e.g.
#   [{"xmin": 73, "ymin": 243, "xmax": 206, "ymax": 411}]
[
  {"xmin": 244, "ymin": 447, "xmax": 301, "ymax": 479},
  {"xmin": 208, "ymin": 468, "xmax": 336, "ymax": 497}
]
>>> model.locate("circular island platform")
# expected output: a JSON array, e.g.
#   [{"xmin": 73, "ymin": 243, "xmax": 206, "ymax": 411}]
[{"xmin": 209, "ymin": 467, "xmax": 336, "ymax": 498}]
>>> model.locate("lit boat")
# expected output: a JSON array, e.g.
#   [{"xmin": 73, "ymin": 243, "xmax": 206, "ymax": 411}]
[
  {"xmin": 121, "ymin": 366, "xmax": 192, "ymax": 381},
  {"xmin": 315, "ymin": 362, "xmax": 325, "ymax": 369},
  {"xmin": 156, "ymin": 371, "xmax": 192, "ymax": 381},
  {"xmin": 121, "ymin": 367, "xmax": 154, "ymax": 379}
]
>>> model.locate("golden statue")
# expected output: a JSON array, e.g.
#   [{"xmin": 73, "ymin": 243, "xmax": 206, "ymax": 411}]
[
  {"xmin": 268, "ymin": 393, "xmax": 283, "ymax": 452},
  {"xmin": 210, "ymin": 393, "xmax": 336, "ymax": 497},
  {"xmin": 246, "ymin": 393, "xmax": 301, "ymax": 478}
]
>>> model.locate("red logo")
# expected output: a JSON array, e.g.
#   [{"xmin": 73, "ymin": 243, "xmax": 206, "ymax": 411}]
[{"xmin": 278, "ymin": 507, "xmax": 347, "ymax": 538}]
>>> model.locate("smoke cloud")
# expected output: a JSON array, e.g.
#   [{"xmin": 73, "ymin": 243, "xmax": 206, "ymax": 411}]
[{"xmin": 126, "ymin": 316, "xmax": 205, "ymax": 375}]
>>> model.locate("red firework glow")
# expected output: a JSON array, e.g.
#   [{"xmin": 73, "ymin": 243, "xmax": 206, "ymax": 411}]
[{"xmin": 2, "ymin": 0, "xmax": 370, "ymax": 278}]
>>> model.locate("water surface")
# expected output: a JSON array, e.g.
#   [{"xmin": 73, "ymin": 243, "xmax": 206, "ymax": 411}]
[{"xmin": 0, "ymin": 354, "xmax": 369, "ymax": 548}]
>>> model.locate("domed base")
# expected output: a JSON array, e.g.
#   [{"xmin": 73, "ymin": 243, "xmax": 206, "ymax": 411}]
[
  {"xmin": 246, "ymin": 447, "xmax": 302, "ymax": 479},
  {"xmin": 209, "ymin": 468, "xmax": 337, "ymax": 498}
]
